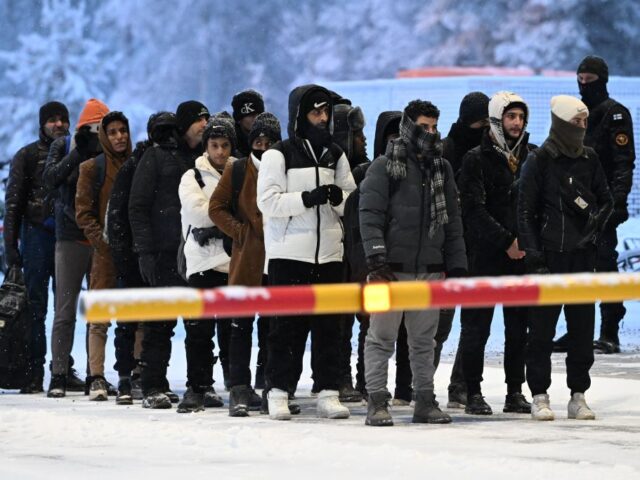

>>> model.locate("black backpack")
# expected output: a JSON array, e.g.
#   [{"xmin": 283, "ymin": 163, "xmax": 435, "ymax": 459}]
[{"xmin": 0, "ymin": 267, "xmax": 32, "ymax": 389}]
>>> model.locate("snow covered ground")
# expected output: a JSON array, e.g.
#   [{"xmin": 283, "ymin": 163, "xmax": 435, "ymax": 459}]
[{"xmin": 2, "ymin": 220, "xmax": 640, "ymax": 479}]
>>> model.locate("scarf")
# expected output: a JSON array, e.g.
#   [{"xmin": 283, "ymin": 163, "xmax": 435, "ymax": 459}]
[
  {"xmin": 489, "ymin": 118, "xmax": 525, "ymax": 174},
  {"xmin": 548, "ymin": 113, "xmax": 586, "ymax": 158},
  {"xmin": 386, "ymin": 114, "xmax": 448, "ymax": 239}
]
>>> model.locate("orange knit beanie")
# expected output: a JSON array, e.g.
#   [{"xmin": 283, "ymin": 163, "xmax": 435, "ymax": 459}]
[{"xmin": 77, "ymin": 98, "xmax": 109, "ymax": 128}]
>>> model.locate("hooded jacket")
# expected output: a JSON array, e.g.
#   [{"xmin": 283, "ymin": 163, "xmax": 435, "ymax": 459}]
[
  {"xmin": 178, "ymin": 153, "xmax": 231, "ymax": 278},
  {"xmin": 256, "ymin": 85, "xmax": 356, "ymax": 264},
  {"xmin": 373, "ymin": 111, "xmax": 402, "ymax": 159},
  {"xmin": 4, "ymin": 129, "xmax": 58, "ymax": 252}
]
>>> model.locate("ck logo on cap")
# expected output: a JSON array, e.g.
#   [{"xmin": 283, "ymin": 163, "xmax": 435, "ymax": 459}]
[{"xmin": 241, "ymin": 103, "xmax": 255, "ymax": 115}]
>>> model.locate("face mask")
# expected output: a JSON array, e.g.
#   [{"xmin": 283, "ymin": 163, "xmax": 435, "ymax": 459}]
[
  {"xmin": 549, "ymin": 113, "xmax": 586, "ymax": 158},
  {"xmin": 303, "ymin": 123, "xmax": 333, "ymax": 149},
  {"xmin": 578, "ymin": 78, "xmax": 608, "ymax": 108},
  {"xmin": 252, "ymin": 149, "xmax": 264, "ymax": 160},
  {"xmin": 460, "ymin": 123, "xmax": 484, "ymax": 147}
]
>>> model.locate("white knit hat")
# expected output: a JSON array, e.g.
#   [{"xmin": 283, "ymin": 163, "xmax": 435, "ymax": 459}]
[{"xmin": 550, "ymin": 95, "xmax": 589, "ymax": 122}]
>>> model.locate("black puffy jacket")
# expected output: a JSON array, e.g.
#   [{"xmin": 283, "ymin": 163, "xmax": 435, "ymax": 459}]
[
  {"xmin": 518, "ymin": 140, "xmax": 613, "ymax": 254},
  {"xmin": 442, "ymin": 122, "xmax": 486, "ymax": 181},
  {"xmin": 4, "ymin": 130, "xmax": 57, "ymax": 250},
  {"xmin": 128, "ymin": 142, "xmax": 196, "ymax": 256},
  {"xmin": 43, "ymin": 136, "xmax": 88, "ymax": 242},
  {"xmin": 459, "ymin": 131, "xmax": 535, "ymax": 254}
]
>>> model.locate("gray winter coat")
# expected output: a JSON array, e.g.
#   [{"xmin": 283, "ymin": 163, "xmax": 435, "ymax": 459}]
[{"xmin": 359, "ymin": 146, "xmax": 467, "ymax": 273}]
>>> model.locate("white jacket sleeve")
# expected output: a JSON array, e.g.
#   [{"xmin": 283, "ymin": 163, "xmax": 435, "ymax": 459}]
[
  {"xmin": 331, "ymin": 152, "xmax": 357, "ymax": 216},
  {"xmin": 179, "ymin": 170, "xmax": 215, "ymax": 228},
  {"xmin": 257, "ymin": 148, "xmax": 308, "ymax": 218}
]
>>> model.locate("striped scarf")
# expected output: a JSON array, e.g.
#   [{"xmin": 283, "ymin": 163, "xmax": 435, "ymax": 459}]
[{"xmin": 386, "ymin": 114, "xmax": 449, "ymax": 238}]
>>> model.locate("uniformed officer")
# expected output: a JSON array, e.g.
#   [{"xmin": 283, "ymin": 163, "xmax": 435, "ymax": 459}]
[{"xmin": 555, "ymin": 56, "xmax": 635, "ymax": 354}]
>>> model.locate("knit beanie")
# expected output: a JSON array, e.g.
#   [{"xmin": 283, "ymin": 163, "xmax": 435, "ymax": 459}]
[
  {"xmin": 202, "ymin": 113, "xmax": 237, "ymax": 151},
  {"xmin": 176, "ymin": 100, "xmax": 210, "ymax": 134},
  {"xmin": 77, "ymin": 98, "xmax": 109, "ymax": 128},
  {"xmin": 231, "ymin": 89, "xmax": 265, "ymax": 122},
  {"xmin": 458, "ymin": 92, "xmax": 489, "ymax": 126},
  {"xmin": 550, "ymin": 95, "xmax": 589, "ymax": 122},
  {"xmin": 39, "ymin": 101, "xmax": 69, "ymax": 127},
  {"xmin": 577, "ymin": 55, "xmax": 609, "ymax": 82},
  {"xmin": 248, "ymin": 112, "xmax": 282, "ymax": 146},
  {"xmin": 300, "ymin": 89, "xmax": 331, "ymax": 117}
]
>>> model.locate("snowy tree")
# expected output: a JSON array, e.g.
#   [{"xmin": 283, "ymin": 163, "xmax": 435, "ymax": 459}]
[{"xmin": 0, "ymin": 0, "xmax": 120, "ymax": 161}]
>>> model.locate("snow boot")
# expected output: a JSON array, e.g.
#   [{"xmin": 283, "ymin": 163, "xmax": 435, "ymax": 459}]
[
  {"xmin": 503, "ymin": 392, "xmax": 531, "ymax": 413},
  {"xmin": 203, "ymin": 386, "xmax": 224, "ymax": 408},
  {"xmin": 47, "ymin": 374, "xmax": 66, "ymax": 398},
  {"xmin": 116, "ymin": 378, "xmax": 133, "ymax": 405},
  {"xmin": 66, "ymin": 367, "xmax": 86, "ymax": 392},
  {"xmin": 268, "ymin": 388, "xmax": 292, "ymax": 420},
  {"xmin": 229, "ymin": 385, "xmax": 251, "ymax": 417},
  {"xmin": 339, "ymin": 377, "xmax": 363, "ymax": 403},
  {"xmin": 531, "ymin": 393, "xmax": 555, "ymax": 421},
  {"xmin": 412, "ymin": 390, "xmax": 451, "ymax": 424},
  {"xmin": 177, "ymin": 387, "xmax": 205, "ymax": 413},
  {"xmin": 365, "ymin": 391, "xmax": 393, "ymax": 426},
  {"xmin": 89, "ymin": 376, "xmax": 109, "ymax": 401},
  {"xmin": 130, "ymin": 374, "xmax": 143, "ymax": 400},
  {"xmin": 317, "ymin": 390, "xmax": 350, "ymax": 419},
  {"xmin": 465, "ymin": 393, "xmax": 493, "ymax": 415},
  {"xmin": 594, "ymin": 320, "xmax": 621, "ymax": 354},
  {"xmin": 142, "ymin": 390, "xmax": 172, "ymax": 409},
  {"xmin": 568, "ymin": 393, "xmax": 595, "ymax": 420}
]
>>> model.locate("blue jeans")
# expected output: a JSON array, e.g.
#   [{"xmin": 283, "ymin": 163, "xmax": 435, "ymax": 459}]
[{"xmin": 20, "ymin": 222, "xmax": 56, "ymax": 373}]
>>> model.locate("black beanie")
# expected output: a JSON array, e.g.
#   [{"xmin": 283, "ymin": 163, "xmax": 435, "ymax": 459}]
[
  {"xmin": 231, "ymin": 89, "xmax": 265, "ymax": 122},
  {"xmin": 301, "ymin": 89, "xmax": 331, "ymax": 117},
  {"xmin": 202, "ymin": 113, "xmax": 237, "ymax": 151},
  {"xmin": 459, "ymin": 92, "xmax": 489, "ymax": 126},
  {"xmin": 248, "ymin": 112, "xmax": 282, "ymax": 147},
  {"xmin": 577, "ymin": 55, "xmax": 609, "ymax": 82},
  {"xmin": 176, "ymin": 100, "xmax": 210, "ymax": 134},
  {"xmin": 39, "ymin": 101, "xmax": 69, "ymax": 128}
]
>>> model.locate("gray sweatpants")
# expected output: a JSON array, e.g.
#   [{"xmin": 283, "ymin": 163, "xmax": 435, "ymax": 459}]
[
  {"xmin": 364, "ymin": 272, "xmax": 442, "ymax": 394},
  {"xmin": 51, "ymin": 240, "xmax": 92, "ymax": 375}
]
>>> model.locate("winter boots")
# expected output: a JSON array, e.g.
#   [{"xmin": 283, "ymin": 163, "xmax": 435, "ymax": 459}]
[
  {"xmin": 47, "ymin": 374, "xmax": 67, "ymax": 398},
  {"xmin": 531, "ymin": 393, "xmax": 555, "ymax": 421},
  {"xmin": 339, "ymin": 376, "xmax": 363, "ymax": 403},
  {"xmin": 594, "ymin": 320, "xmax": 621, "ymax": 354},
  {"xmin": 412, "ymin": 390, "xmax": 451, "ymax": 424},
  {"xmin": 317, "ymin": 390, "xmax": 350, "ymax": 419},
  {"xmin": 177, "ymin": 387, "xmax": 205, "ymax": 413},
  {"xmin": 229, "ymin": 385, "xmax": 252, "ymax": 417},
  {"xmin": 142, "ymin": 390, "xmax": 172, "ymax": 409},
  {"xmin": 365, "ymin": 391, "xmax": 394, "ymax": 426},
  {"xmin": 503, "ymin": 392, "xmax": 531, "ymax": 413},
  {"xmin": 465, "ymin": 393, "xmax": 493, "ymax": 415},
  {"xmin": 203, "ymin": 386, "xmax": 224, "ymax": 408},
  {"xmin": 116, "ymin": 378, "xmax": 133, "ymax": 405},
  {"xmin": 268, "ymin": 388, "xmax": 292, "ymax": 420},
  {"xmin": 447, "ymin": 386, "xmax": 467, "ymax": 409},
  {"xmin": 568, "ymin": 393, "xmax": 596, "ymax": 420}
]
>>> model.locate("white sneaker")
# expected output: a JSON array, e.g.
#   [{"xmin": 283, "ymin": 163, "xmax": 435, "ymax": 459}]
[
  {"xmin": 268, "ymin": 388, "xmax": 291, "ymax": 421},
  {"xmin": 531, "ymin": 394, "xmax": 555, "ymax": 421},
  {"xmin": 317, "ymin": 390, "xmax": 350, "ymax": 419},
  {"xmin": 568, "ymin": 393, "xmax": 596, "ymax": 420}
]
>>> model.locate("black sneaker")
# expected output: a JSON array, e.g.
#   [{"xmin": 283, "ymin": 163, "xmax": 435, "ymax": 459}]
[
  {"xmin": 142, "ymin": 390, "xmax": 172, "ymax": 409},
  {"xmin": 594, "ymin": 337, "xmax": 621, "ymax": 354},
  {"xmin": 165, "ymin": 390, "xmax": 180, "ymax": 404},
  {"xmin": 365, "ymin": 391, "xmax": 394, "ymax": 427},
  {"xmin": 177, "ymin": 387, "xmax": 205, "ymax": 413},
  {"xmin": 465, "ymin": 393, "xmax": 493, "ymax": 415},
  {"xmin": 106, "ymin": 380, "xmax": 118, "ymax": 396},
  {"xmin": 339, "ymin": 380, "xmax": 363, "ymax": 403},
  {"xmin": 89, "ymin": 376, "xmax": 109, "ymax": 401},
  {"xmin": 229, "ymin": 385, "xmax": 251, "ymax": 417},
  {"xmin": 47, "ymin": 374, "xmax": 67, "ymax": 398},
  {"xmin": 203, "ymin": 386, "xmax": 224, "ymax": 408},
  {"xmin": 503, "ymin": 392, "xmax": 531, "ymax": 414},
  {"xmin": 447, "ymin": 387, "xmax": 467, "ymax": 409},
  {"xmin": 248, "ymin": 387, "xmax": 262, "ymax": 411},
  {"xmin": 116, "ymin": 378, "xmax": 133, "ymax": 405},
  {"xmin": 130, "ymin": 374, "xmax": 143, "ymax": 400},
  {"xmin": 20, "ymin": 374, "xmax": 44, "ymax": 394},
  {"xmin": 412, "ymin": 390, "xmax": 451, "ymax": 424},
  {"xmin": 66, "ymin": 367, "xmax": 86, "ymax": 392}
]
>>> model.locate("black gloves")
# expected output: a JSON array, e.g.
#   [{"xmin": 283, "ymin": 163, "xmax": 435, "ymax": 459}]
[
  {"xmin": 191, "ymin": 226, "xmax": 225, "ymax": 246},
  {"xmin": 5, "ymin": 247, "xmax": 22, "ymax": 268},
  {"xmin": 446, "ymin": 268, "xmax": 468, "ymax": 278},
  {"xmin": 608, "ymin": 202, "xmax": 629, "ymax": 227},
  {"xmin": 326, "ymin": 184, "xmax": 343, "ymax": 206},
  {"xmin": 302, "ymin": 185, "xmax": 343, "ymax": 208},
  {"xmin": 302, "ymin": 186, "xmax": 329, "ymax": 208},
  {"xmin": 138, "ymin": 254, "xmax": 158, "ymax": 286},
  {"xmin": 524, "ymin": 250, "xmax": 550, "ymax": 275},
  {"xmin": 74, "ymin": 127, "xmax": 101, "ymax": 159},
  {"xmin": 366, "ymin": 254, "xmax": 397, "ymax": 282}
]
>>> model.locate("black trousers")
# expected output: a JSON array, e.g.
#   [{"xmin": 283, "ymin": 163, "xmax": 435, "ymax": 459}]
[
  {"xmin": 460, "ymin": 250, "xmax": 528, "ymax": 396},
  {"xmin": 266, "ymin": 259, "xmax": 343, "ymax": 392},
  {"xmin": 596, "ymin": 226, "xmax": 625, "ymax": 327},
  {"xmin": 526, "ymin": 249, "xmax": 596, "ymax": 396},
  {"xmin": 184, "ymin": 269, "xmax": 229, "ymax": 391},
  {"xmin": 113, "ymin": 268, "xmax": 145, "ymax": 376},
  {"xmin": 228, "ymin": 275, "xmax": 269, "ymax": 388},
  {"xmin": 140, "ymin": 253, "xmax": 185, "ymax": 395},
  {"xmin": 435, "ymin": 307, "xmax": 465, "ymax": 393}
]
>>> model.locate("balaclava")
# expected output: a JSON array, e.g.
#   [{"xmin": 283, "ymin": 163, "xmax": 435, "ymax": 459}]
[
  {"xmin": 549, "ymin": 95, "xmax": 589, "ymax": 158},
  {"xmin": 577, "ymin": 55, "xmax": 609, "ymax": 109},
  {"xmin": 457, "ymin": 91, "xmax": 489, "ymax": 148}
]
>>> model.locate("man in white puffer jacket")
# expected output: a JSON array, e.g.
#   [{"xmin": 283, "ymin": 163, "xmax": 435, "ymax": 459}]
[
  {"xmin": 177, "ymin": 114, "xmax": 234, "ymax": 413},
  {"xmin": 257, "ymin": 84, "xmax": 356, "ymax": 420}
]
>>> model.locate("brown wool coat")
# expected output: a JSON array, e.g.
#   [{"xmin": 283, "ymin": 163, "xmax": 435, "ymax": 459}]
[
  {"xmin": 76, "ymin": 129, "xmax": 130, "ymax": 290},
  {"xmin": 209, "ymin": 158, "xmax": 265, "ymax": 286}
]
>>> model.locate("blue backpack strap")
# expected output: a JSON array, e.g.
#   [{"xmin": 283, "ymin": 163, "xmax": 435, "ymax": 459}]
[{"xmin": 65, "ymin": 135, "xmax": 71, "ymax": 155}]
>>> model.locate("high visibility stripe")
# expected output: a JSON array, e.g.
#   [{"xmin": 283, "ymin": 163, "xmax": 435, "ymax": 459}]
[
  {"xmin": 538, "ymin": 272, "xmax": 640, "ymax": 305},
  {"xmin": 313, "ymin": 283, "xmax": 362, "ymax": 314},
  {"xmin": 430, "ymin": 277, "xmax": 540, "ymax": 308}
]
